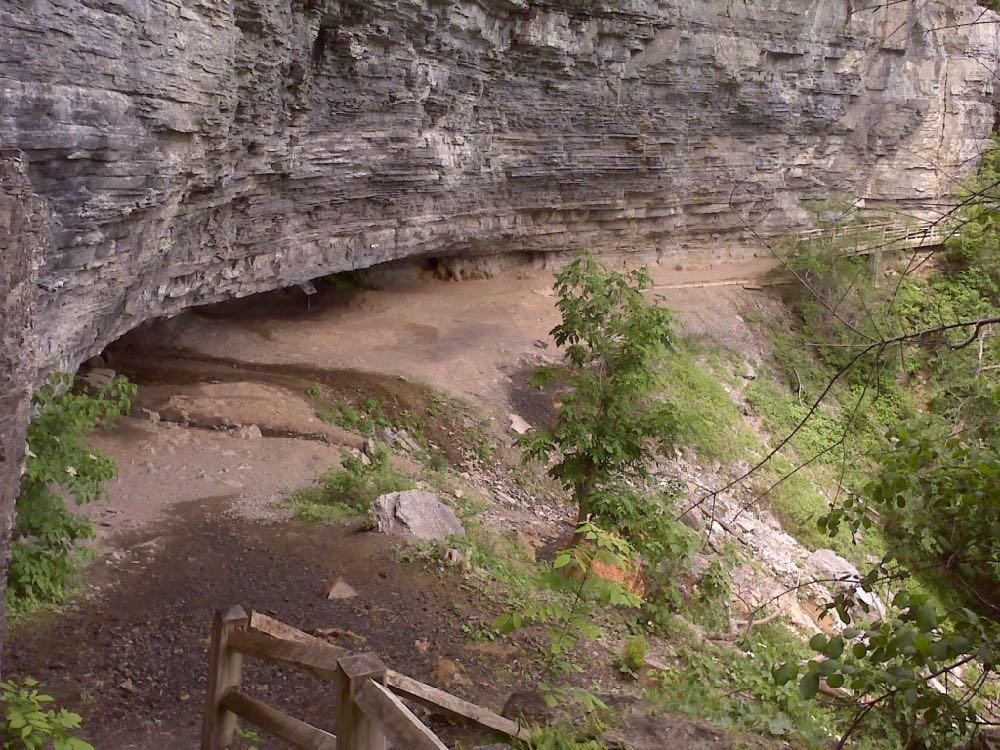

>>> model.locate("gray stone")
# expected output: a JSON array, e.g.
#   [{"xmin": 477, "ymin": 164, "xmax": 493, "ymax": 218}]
[
  {"xmin": 77, "ymin": 368, "xmax": 117, "ymax": 389},
  {"xmin": 680, "ymin": 508, "xmax": 703, "ymax": 532},
  {"xmin": 805, "ymin": 548, "xmax": 887, "ymax": 623},
  {"xmin": 0, "ymin": 153, "xmax": 45, "ymax": 663},
  {"xmin": 371, "ymin": 490, "xmax": 464, "ymax": 541},
  {"xmin": 234, "ymin": 424, "xmax": 263, "ymax": 440},
  {"xmin": 602, "ymin": 709, "xmax": 734, "ymax": 750},
  {"xmin": 396, "ymin": 430, "xmax": 421, "ymax": 453},
  {"xmin": 0, "ymin": 0, "xmax": 996, "ymax": 395}
]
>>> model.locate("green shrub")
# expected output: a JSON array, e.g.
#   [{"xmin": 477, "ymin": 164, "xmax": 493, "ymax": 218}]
[
  {"xmin": 9, "ymin": 372, "xmax": 135, "ymax": 613},
  {"xmin": 618, "ymin": 634, "xmax": 648, "ymax": 677},
  {"xmin": 1, "ymin": 677, "xmax": 93, "ymax": 750},
  {"xmin": 288, "ymin": 443, "xmax": 415, "ymax": 522},
  {"xmin": 517, "ymin": 255, "xmax": 679, "ymax": 523}
]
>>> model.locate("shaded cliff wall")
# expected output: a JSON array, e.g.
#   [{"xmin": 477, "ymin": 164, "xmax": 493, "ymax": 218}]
[
  {"xmin": 0, "ymin": 0, "xmax": 997, "ymax": 378},
  {"xmin": 0, "ymin": 152, "xmax": 46, "ymax": 666}
]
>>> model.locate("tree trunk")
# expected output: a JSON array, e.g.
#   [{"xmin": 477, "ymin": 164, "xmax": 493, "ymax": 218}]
[
  {"xmin": 573, "ymin": 461, "xmax": 598, "ymax": 525},
  {"xmin": 0, "ymin": 151, "xmax": 45, "ymax": 676}
]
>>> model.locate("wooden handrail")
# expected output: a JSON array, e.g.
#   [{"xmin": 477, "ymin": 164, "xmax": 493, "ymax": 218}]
[
  {"xmin": 385, "ymin": 669, "xmax": 529, "ymax": 740},
  {"xmin": 222, "ymin": 689, "xmax": 338, "ymax": 750},
  {"xmin": 249, "ymin": 611, "xmax": 334, "ymax": 647},
  {"xmin": 202, "ymin": 605, "xmax": 248, "ymax": 750},
  {"xmin": 228, "ymin": 628, "xmax": 349, "ymax": 682},
  {"xmin": 793, "ymin": 219, "xmax": 944, "ymax": 250},
  {"xmin": 202, "ymin": 606, "xmax": 532, "ymax": 750},
  {"xmin": 354, "ymin": 679, "xmax": 448, "ymax": 750}
]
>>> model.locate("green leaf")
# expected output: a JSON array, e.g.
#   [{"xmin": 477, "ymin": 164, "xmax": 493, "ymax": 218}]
[
  {"xmin": 914, "ymin": 603, "xmax": 938, "ymax": 633},
  {"xmin": 772, "ymin": 661, "xmax": 799, "ymax": 686},
  {"xmin": 824, "ymin": 636, "xmax": 845, "ymax": 659},
  {"xmin": 799, "ymin": 671, "xmax": 820, "ymax": 700}
]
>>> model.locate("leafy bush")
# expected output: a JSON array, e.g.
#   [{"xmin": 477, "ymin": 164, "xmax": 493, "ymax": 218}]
[
  {"xmin": 587, "ymin": 483, "xmax": 698, "ymax": 599},
  {"xmin": 495, "ymin": 522, "xmax": 644, "ymax": 708},
  {"xmin": 1, "ymin": 677, "xmax": 93, "ymax": 750},
  {"xmin": 9, "ymin": 372, "xmax": 135, "ymax": 612},
  {"xmin": 776, "ymin": 588, "xmax": 998, "ymax": 750},
  {"xmin": 657, "ymin": 621, "xmax": 898, "ymax": 747},
  {"xmin": 288, "ymin": 443, "xmax": 415, "ymax": 522},
  {"xmin": 773, "ymin": 141, "xmax": 1000, "ymax": 747}
]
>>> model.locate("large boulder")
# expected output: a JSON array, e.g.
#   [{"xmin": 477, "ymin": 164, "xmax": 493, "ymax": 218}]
[{"xmin": 371, "ymin": 490, "xmax": 464, "ymax": 541}]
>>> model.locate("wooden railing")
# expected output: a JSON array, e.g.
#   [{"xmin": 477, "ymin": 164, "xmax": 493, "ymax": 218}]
[
  {"xmin": 201, "ymin": 606, "xmax": 530, "ymax": 750},
  {"xmin": 794, "ymin": 219, "xmax": 946, "ymax": 255}
]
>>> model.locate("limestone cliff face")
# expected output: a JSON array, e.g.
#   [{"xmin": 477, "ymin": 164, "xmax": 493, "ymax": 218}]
[
  {"xmin": 0, "ymin": 152, "xmax": 46, "ymax": 660},
  {"xmin": 0, "ymin": 0, "xmax": 998, "ymax": 374}
]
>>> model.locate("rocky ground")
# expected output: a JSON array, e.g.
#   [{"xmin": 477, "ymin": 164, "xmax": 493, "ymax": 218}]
[{"xmin": 5, "ymin": 254, "xmax": 862, "ymax": 750}]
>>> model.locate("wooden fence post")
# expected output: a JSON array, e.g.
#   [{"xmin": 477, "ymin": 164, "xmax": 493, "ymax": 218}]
[
  {"xmin": 202, "ymin": 605, "xmax": 249, "ymax": 750},
  {"xmin": 337, "ymin": 653, "xmax": 389, "ymax": 750}
]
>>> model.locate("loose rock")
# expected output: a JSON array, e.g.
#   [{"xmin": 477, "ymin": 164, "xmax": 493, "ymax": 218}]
[
  {"xmin": 235, "ymin": 424, "xmax": 263, "ymax": 440},
  {"xmin": 323, "ymin": 576, "xmax": 357, "ymax": 600},
  {"xmin": 508, "ymin": 414, "xmax": 531, "ymax": 435},
  {"xmin": 371, "ymin": 490, "xmax": 465, "ymax": 540}
]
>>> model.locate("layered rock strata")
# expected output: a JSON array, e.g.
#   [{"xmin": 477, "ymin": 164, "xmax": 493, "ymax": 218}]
[{"xmin": 1, "ymin": 1, "xmax": 1000, "ymax": 663}]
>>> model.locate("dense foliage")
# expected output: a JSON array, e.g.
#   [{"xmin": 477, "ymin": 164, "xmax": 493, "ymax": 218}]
[
  {"xmin": 768, "ymin": 144, "xmax": 1000, "ymax": 746},
  {"xmin": 9, "ymin": 373, "xmax": 135, "ymax": 612}
]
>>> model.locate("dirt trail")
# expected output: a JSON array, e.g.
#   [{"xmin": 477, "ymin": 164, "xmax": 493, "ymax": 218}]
[
  {"xmin": 9, "ymin": 500, "xmax": 521, "ymax": 749},
  {"xmin": 112, "ymin": 257, "xmax": 778, "ymax": 402},
  {"xmin": 8, "ymin": 254, "xmax": 783, "ymax": 749}
]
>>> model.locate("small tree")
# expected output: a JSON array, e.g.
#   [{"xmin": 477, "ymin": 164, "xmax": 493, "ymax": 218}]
[{"xmin": 519, "ymin": 256, "xmax": 679, "ymax": 523}]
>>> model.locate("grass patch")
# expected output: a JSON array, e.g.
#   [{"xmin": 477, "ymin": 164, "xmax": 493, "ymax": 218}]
[
  {"xmin": 287, "ymin": 444, "xmax": 415, "ymax": 523},
  {"xmin": 466, "ymin": 419, "xmax": 496, "ymax": 463},
  {"xmin": 513, "ymin": 721, "xmax": 608, "ymax": 750},
  {"xmin": 303, "ymin": 379, "xmax": 498, "ymax": 474},
  {"xmin": 401, "ymin": 521, "xmax": 546, "ymax": 613},
  {"xmin": 657, "ymin": 340, "xmax": 758, "ymax": 462},
  {"xmin": 742, "ymin": 380, "xmax": 888, "ymax": 564},
  {"xmin": 317, "ymin": 396, "xmax": 393, "ymax": 437}
]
